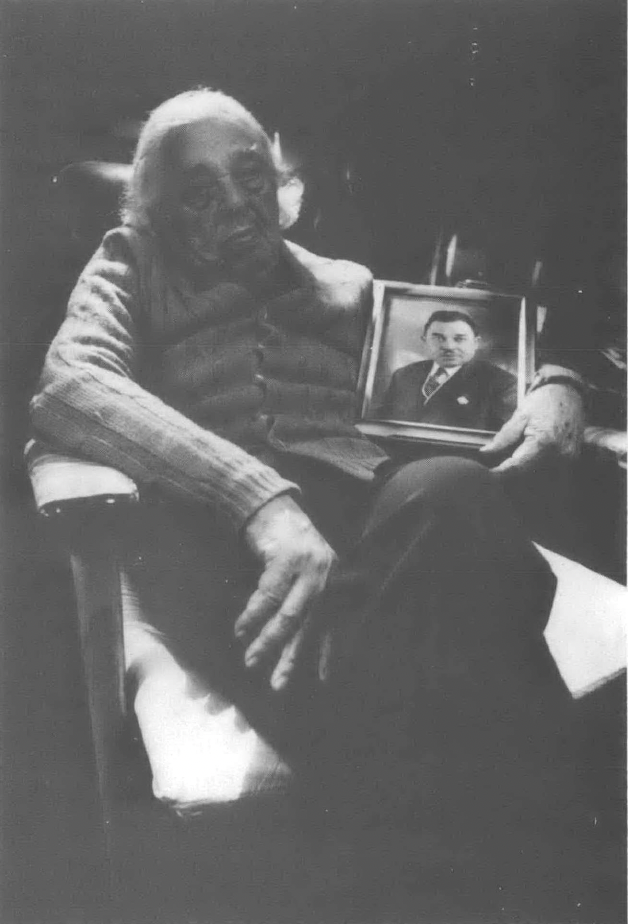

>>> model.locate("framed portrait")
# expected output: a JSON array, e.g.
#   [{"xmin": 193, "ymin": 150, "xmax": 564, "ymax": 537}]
[{"xmin": 357, "ymin": 281, "xmax": 537, "ymax": 448}]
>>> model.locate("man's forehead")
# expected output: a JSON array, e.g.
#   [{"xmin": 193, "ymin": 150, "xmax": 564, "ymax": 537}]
[
  {"xmin": 428, "ymin": 320, "xmax": 475, "ymax": 335},
  {"xmin": 168, "ymin": 115, "xmax": 268, "ymax": 170}
]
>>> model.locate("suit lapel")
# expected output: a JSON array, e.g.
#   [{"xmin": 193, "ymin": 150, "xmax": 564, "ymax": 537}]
[{"xmin": 432, "ymin": 362, "xmax": 476, "ymax": 402}]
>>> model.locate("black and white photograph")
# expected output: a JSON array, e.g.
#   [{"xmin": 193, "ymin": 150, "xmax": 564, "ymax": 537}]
[
  {"xmin": 359, "ymin": 282, "xmax": 533, "ymax": 446},
  {"xmin": 2, "ymin": 2, "xmax": 626, "ymax": 924}
]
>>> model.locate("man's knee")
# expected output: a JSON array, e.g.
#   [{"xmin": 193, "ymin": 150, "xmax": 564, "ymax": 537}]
[
  {"xmin": 364, "ymin": 456, "xmax": 497, "ymax": 532},
  {"xmin": 381, "ymin": 456, "xmax": 494, "ymax": 509}
]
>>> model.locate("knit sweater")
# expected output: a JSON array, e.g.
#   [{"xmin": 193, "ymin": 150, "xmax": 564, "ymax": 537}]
[{"xmin": 31, "ymin": 226, "xmax": 387, "ymax": 526}]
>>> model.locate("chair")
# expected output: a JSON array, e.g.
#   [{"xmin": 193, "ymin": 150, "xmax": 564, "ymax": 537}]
[
  {"xmin": 27, "ymin": 441, "xmax": 351, "ymax": 924},
  {"xmin": 27, "ymin": 160, "xmax": 627, "ymax": 920}
]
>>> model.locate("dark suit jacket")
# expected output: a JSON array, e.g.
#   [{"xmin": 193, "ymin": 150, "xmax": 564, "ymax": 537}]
[{"xmin": 378, "ymin": 359, "xmax": 518, "ymax": 431}]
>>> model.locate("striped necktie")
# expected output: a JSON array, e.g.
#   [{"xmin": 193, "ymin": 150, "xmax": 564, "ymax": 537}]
[{"xmin": 422, "ymin": 366, "xmax": 448, "ymax": 400}]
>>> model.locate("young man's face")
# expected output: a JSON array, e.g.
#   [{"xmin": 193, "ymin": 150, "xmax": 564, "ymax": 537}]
[
  {"xmin": 423, "ymin": 320, "xmax": 479, "ymax": 367},
  {"xmin": 163, "ymin": 114, "xmax": 282, "ymax": 280}
]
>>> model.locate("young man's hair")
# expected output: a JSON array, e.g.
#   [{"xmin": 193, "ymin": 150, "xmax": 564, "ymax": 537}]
[
  {"xmin": 423, "ymin": 310, "xmax": 478, "ymax": 336},
  {"xmin": 122, "ymin": 88, "xmax": 280, "ymax": 229}
]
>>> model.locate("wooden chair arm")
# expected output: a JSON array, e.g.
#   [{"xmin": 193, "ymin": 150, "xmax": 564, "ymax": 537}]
[
  {"xmin": 25, "ymin": 439, "xmax": 140, "ymax": 518},
  {"xmin": 40, "ymin": 492, "xmax": 138, "ymax": 522},
  {"xmin": 70, "ymin": 533, "xmax": 128, "ymax": 807},
  {"xmin": 26, "ymin": 440, "xmax": 138, "ymax": 829}
]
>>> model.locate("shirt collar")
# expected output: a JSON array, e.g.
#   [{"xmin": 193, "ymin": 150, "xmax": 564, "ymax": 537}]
[{"xmin": 430, "ymin": 362, "xmax": 461, "ymax": 379}]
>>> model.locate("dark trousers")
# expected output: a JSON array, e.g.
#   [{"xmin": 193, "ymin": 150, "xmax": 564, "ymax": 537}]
[{"xmin": 129, "ymin": 456, "xmax": 575, "ymax": 832}]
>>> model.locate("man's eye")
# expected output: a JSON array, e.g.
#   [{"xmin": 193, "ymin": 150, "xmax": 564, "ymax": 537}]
[
  {"xmin": 181, "ymin": 185, "xmax": 215, "ymax": 210},
  {"xmin": 239, "ymin": 171, "xmax": 267, "ymax": 193}
]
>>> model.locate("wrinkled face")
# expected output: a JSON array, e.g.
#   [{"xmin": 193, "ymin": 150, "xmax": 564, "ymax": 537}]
[
  {"xmin": 162, "ymin": 114, "xmax": 282, "ymax": 280},
  {"xmin": 423, "ymin": 320, "xmax": 479, "ymax": 367}
]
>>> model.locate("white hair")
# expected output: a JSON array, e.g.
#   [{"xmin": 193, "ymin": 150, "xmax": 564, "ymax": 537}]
[{"xmin": 122, "ymin": 88, "xmax": 280, "ymax": 229}]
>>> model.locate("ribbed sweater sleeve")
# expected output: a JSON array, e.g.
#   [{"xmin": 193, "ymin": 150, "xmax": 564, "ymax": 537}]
[{"xmin": 30, "ymin": 228, "xmax": 299, "ymax": 527}]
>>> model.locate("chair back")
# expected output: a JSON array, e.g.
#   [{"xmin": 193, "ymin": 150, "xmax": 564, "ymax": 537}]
[{"xmin": 54, "ymin": 161, "xmax": 131, "ymax": 263}]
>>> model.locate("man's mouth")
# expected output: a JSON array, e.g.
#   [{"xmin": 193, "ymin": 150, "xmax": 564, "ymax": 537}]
[{"xmin": 221, "ymin": 227, "xmax": 260, "ymax": 255}]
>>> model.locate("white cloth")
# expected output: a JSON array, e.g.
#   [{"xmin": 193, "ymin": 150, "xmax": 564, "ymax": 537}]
[
  {"xmin": 538, "ymin": 544, "xmax": 626, "ymax": 698},
  {"xmin": 121, "ymin": 577, "xmax": 292, "ymax": 816}
]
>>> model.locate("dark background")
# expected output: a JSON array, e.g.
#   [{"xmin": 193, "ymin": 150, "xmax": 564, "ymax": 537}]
[
  {"xmin": 1, "ymin": 0, "xmax": 625, "ymax": 480},
  {"xmin": 1, "ymin": 2, "xmax": 625, "ymax": 922}
]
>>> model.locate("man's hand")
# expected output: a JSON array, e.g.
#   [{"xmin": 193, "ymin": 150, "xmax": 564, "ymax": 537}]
[
  {"xmin": 480, "ymin": 383, "xmax": 585, "ymax": 475},
  {"xmin": 235, "ymin": 495, "xmax": 336, "ymax": 691}
]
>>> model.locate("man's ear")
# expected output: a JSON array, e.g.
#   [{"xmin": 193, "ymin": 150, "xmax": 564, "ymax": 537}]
[
  {"xmin": 278, "ymin": 176, "xmax": 304, "ymax": 230},
  {"xmin": 273, "ymin": 131, "xmax": 305, "ymax": 230}
]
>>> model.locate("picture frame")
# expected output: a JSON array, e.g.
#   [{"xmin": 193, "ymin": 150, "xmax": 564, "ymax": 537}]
[{"xmin": 356, "ymin": 280, "xmax": 537, "ymax": 449}]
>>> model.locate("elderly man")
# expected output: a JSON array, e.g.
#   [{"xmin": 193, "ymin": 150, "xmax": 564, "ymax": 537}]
[
  {"xmin": 31, "ymin": 89, "xmax": 585, "ymax": 830},
  {"xmin": 379, "ymin": 309, "xmax": 518, "ymax": 430}
]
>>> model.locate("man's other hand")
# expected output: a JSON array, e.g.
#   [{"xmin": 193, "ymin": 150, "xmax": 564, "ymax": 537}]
[
  {"xmin": 480, "ymin": 383, "xmax": 585, "ymax": 475},
  {"xmin": 235, "ymin": 495, "xmax": 336, "ymax": 690}
]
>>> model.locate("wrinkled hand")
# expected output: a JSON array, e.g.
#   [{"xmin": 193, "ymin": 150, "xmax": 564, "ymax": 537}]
[
  {"xmin": 235, "ymin": 495, "xmax": 336, "ymax": 690},
  {"xmin": 480, "ymin": 384, "xmax": 585, "ymax": 475}
]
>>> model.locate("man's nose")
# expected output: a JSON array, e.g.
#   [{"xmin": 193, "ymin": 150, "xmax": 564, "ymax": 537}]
[{"xmin": 218, "ymin": 176, "xmax": 248, "ymax": 212}]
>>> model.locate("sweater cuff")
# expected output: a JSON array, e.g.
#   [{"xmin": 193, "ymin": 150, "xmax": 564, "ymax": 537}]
[
  {"xmin": 220, "ymin": 462, "xmax": 301, "ymax": 530},
  {"xmin": 237, "ymin": 485, "xmax": 302, "ymax": 535},
  {"xmin": 529, "ymin": 364, "xmax": 588, "ymax": 399}
]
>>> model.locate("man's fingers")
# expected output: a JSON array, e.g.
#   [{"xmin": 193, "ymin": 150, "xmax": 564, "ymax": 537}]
[
  {"xmin": 490, "ymin": 437, "xmax": 544, "ymax": 474},
  {"xmin": 238, "ymin": 495, "xmax": 335, "ymax": 684},
  {"xmin": 270, "ymin": 623, "xmax": 308, "ymax": 691},
  {"xmin": 480, "ymin": 412, "xmax": 527, "ymax": 455},
  {"xmin": 234, "ymin": 565, "xmax": 293, "ymax": 639},
  {"xmin": 243, "ymin": 576, "xmax": 315, "ymax": 668},
  {"xmin": 272, "ymin": 621, "xmax": 334, "ymax": 691}
]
